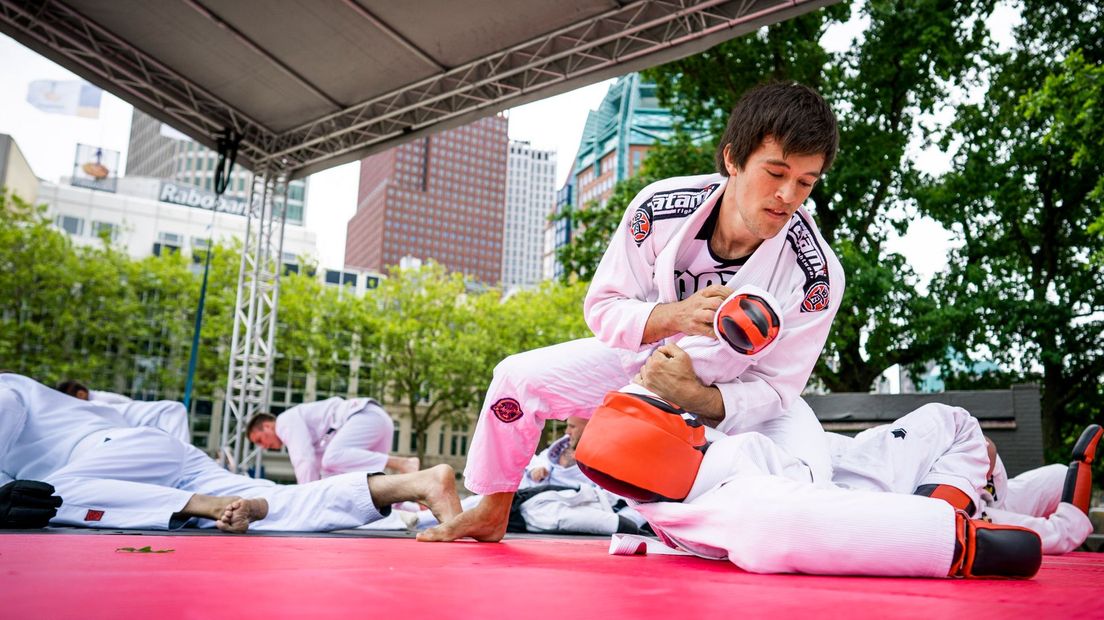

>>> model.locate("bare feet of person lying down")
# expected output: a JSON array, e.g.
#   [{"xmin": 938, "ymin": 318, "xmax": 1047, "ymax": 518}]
[
  {"xmin": 416, "ymin": 491, "xmax": 512, "ymax": 543},
  {"xmin": 175, "ymin": 493, "xmax": 244, "ymax": 523},
  {"xmin": 367, "ymin": 464, "xmax": 462, "ymax": 526},
  {"xmin": 216, "ymin": 498, "xmax": 270, "ymax": 533},
  {"xmin": 387, "ymin": 456, "xmax": 421, "ymax": 475}
]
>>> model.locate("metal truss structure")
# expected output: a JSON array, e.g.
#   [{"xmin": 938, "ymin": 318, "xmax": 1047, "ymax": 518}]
[
  {"xmin": 0, "ymin": 0, "xmax": 833, "ymax": 177},
  {"xmin": 0, "ymin": 0, "xmax": 832, "ymax": 469},
  {"xmin": 219, "ymin": 171, "xmax": 287, "ymax": 475}
]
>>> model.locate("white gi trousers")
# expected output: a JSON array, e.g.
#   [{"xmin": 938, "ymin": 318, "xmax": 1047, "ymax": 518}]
[
  {"xmin": 633, "ymin": 432, "xmax": 956, "ymax": 577},
  {"xmin": 464, "ymin": 337, "xmax": 831, "ymax": 495},
  {"xmin": 985, "ymin": 463, "xmax": 1092, "ymax": 554},
  {"xmin": 47, "ymin": 427, "xmax": 387, "ymax": 531},
  {"xmin": 320, "ymin": 404, "xmax": 394, "ymax": 477},
  {"xmin": 519, "ymin": 486, "xmax": 647, "ymax": 535},
  {"xmin": 827, "ymin": 403, "xmax": 990, "ymax": 515},
  {"xmin": 118, "ymin": 400, "xmax": 191, "ymax": 445}
]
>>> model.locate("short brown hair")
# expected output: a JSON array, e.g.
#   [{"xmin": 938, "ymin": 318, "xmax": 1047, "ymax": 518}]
[
  {"xmin": 715, "ymin": 81, "xmax": 839, "ymax": 176},
  {"xmin": 246, "ymin": 412, "xmax": 277, "ymax": 437},
  {"xmin": 56, "ymin": 379, "xmax": 89, "ymax": 398}
]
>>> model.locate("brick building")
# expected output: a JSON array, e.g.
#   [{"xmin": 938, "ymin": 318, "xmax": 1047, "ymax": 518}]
[{"xmin": 345, "ymin": 115, "xmax": 509, "ymax": 284}]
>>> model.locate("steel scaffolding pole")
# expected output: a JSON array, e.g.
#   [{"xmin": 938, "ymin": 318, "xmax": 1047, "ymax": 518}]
[{"xmin": 219, "ymin": 169, "xmax": 288, "ymax": 475}]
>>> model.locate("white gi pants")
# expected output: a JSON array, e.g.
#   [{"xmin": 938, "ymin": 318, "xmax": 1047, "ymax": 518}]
[
  {"xmin": 120, "ymin": 400, "xmax": 191, "ymax": 445},
  {"xmin": 828, "ymin": 403, "xmax": 990, "ymax": 515},
  {"xmin": 464, "ymin": 337, "xmax": 830, "ymax": 495},
  {"xmin": 520, "ymin": 486, "xmax": 621, "ymax": 535},
  {"xmin": 985, "ymin": 463, "xmax": 1092, "ymax": 554},
  {"xmin": 47, "ymin": 427, "xmax": 387, "ymax": 531},
  {"xmin": 633, "ymin": 433, "xmax": 956, "ymax": 577},
  {"xmin": 321, "ymin": 404, "xmax": 394, "ymax": 476}
]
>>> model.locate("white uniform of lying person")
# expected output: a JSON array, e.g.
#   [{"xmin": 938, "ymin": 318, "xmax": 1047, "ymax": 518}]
[
  {"xmin": 56, "ymin": 381, "xmax": 190, "ymax": 445},
  {"xmin": 585, "ymin": 395, "xmax": 1043, "ymax": 579},
  {"xmin": 0, "ymin": 374, "xmax": 458, "ymax": 532},
  {"xmin": 116, "ymin": 399, "xmax": 191, "ymax": 445},
  {"xmin": 518, "ymin": 417, "xmax": 646, "ymax": 535}
]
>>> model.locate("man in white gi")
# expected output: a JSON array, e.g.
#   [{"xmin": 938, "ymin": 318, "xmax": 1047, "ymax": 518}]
[
  {"xmin": 57, "ymin": 379, "xmax": 191, "ymax": 445},
  {"xmin": 247, "ymin": 397, "xmax": 418, "ymax": 483},
  {"xmin": 422, "ymin": 81, "xmax": 844, "ymax": 543},
  {"xmin": 0, "ymin": 373, "xmax": 461, "ymax": 532},
  {"xmin": 980, "ymin": 425, "xmax": 1101, "ymax": 554}
]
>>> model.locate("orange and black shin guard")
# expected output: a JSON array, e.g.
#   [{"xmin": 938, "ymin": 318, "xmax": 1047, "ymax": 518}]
[
  {"xmin": 1062, "ymin": 424, "xmax": 1102, "ymax": 514},
  {"xmin": 948, "ymin": 511, "xmax": 1042, "ymax": 579},
  {"xmin": 915, "ymin": 484, "xmax": 976, "ymax": 515}
]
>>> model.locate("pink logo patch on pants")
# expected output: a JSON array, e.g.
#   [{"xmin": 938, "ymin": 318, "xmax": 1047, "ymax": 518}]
[{"xmin": 491, "ymin": 398, "xmax": 523, "ymax": 423}]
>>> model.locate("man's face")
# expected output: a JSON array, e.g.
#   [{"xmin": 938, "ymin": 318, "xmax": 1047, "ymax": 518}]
[
  {"xmin": 75, "ymin": 389, "xmax": 90, "ymax": 401},
  {"xmin": 723, "ymin": 137, "xmax": 824, "ymax": 242},
  {"xmin": 249, "ymin": 422, "xmax": 283, "ymax": 450},
  {"xmin": 565, "ymin": 416, "xmax": 588, "ymax": 449}
]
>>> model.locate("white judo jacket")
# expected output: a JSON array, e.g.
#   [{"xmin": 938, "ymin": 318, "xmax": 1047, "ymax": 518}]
[
  {"xmin": 0, "ymin": 374, "xmax": 129, "ymax": 484},
  {"xmin": 584, "ymin": 173, "xmax": 845, "ymax": 436},
  {"xmin": 276, "ymin": 397, "xmax": 382, "ymax": 483}
]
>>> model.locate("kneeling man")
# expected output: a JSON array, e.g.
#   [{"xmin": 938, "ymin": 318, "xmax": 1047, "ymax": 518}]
[{"xmin": 248, "ymin": 397, "xmax": 418, "ymax": 483}]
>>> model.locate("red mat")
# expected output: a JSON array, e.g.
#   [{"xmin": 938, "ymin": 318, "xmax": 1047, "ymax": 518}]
[{"xmin": 1, "ymin": 533, "xmax": 1101, "ymax": 619}]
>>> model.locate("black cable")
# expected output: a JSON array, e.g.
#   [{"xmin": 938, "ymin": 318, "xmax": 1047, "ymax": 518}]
[{"xmin": 213, "ymin": 128, "xmax": 242, "ymax": 197}]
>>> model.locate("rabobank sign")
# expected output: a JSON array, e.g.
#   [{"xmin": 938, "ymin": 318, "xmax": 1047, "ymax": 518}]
[{"xmin": 159, "ymin": 181, "xmax": 248, "ymax": 216}]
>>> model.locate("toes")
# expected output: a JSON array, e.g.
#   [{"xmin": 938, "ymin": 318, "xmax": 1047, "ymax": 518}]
[{"xmin": 416, "ymin": 526, "xmax": 451, "ymax": 542}]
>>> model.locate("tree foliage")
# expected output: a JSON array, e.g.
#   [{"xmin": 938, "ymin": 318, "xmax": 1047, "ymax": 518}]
[
  {"xmin": 368, "ymin": 263, "xmax": 590, "ymax": 460},
  {"xmin": 920, "ymin": 0, "xmax": 1104, "ymax": 453},
  {"xmin": 1, "ymin": 193, "xmax": 591, "ymax": 459}
]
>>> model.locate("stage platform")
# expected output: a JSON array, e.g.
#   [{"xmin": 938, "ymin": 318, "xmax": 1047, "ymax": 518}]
[{"xmin": 1, "ymin": 529, "xmax": 1101, "ymax": 619}]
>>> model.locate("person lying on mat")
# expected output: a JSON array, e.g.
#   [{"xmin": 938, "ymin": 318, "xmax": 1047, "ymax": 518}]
[
  {"xmin": 978, "ymin": 428, "xmax": 1100, "ymax": 554},
  {"xmin": 57, "ymin": 379, "xmax": 192, "ymax": 445},
  {"xmin": 578, "ymin": 392, "xmax": 1043, "ymax": 579},
  {"xmin": 0, "ymin": 372, "xmax": 460, "ymax": 533}
]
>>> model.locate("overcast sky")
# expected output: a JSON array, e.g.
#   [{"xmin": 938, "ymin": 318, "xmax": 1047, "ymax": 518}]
[{"xmin": 0, "ymin": 4, "xmax": 1018, "ymax": 275}]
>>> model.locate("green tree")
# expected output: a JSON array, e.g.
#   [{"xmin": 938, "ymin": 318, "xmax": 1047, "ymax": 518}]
[
  {"xmin": 0, "ymin": 191, "xmax": 204, "ymax": 398},
  {"xmin": 0, "ymin": 193, "xmax": 88, "ymax": 380},
  {"xmin": 920, "ymin": 1, "xmax": 1104, "ymax": 453},
  {"xmin": 1021, "ymin": 50, "xmax": 1104, "ymax": 251},
  {"xmin": 368, "ymin": 263, "xmax": 493, "ymax": 461}
]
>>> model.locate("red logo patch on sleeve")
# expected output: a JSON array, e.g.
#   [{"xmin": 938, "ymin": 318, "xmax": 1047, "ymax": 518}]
[
  {"xmin": 801, "ymin": 282, "xmax": 830, "ymax": 312},
  {"xmin": 629, "ymin": 205, "xmax": 652, "ymax": 246},
  {"xmin": 84, "ymin": 509, "xmax": 104, "ymax": 522},
  {"xmin": 490, "ymin": 398, "xmax": 523, "ymax": 423}
]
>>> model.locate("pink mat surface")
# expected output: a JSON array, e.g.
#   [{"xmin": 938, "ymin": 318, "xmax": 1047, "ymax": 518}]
[{"xmin": 1, "ymin": 533, "xmax": 1101, "ymax": 619}]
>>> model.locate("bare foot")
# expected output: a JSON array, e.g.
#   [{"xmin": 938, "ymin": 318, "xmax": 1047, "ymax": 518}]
[
  {"xmin": 416, "ymin": 491, "xmax": 512, "ymax": 543},
  {"xmin": 388, "ymin": 454, "xmax": 421, "ymax": 472},
  {"xmin": 365, "ymin": 464, "xmax": 462, "ymax": 528},
  {"xmin": 391, "ymin": 457, "xmax": 420, "ymax": 475},
  {"xmin": 416, "ymin": 464, "xmax": 462, "ymax": 524},
  {"xmin": 176, "ymin": 493, "xmax": 241, "ymax": 522},
  {"xmin": 216, "ymin": 497, "xmax": 269, "ymax": 533}
]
